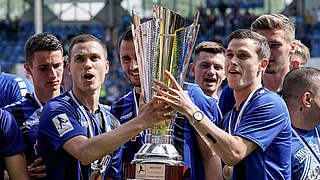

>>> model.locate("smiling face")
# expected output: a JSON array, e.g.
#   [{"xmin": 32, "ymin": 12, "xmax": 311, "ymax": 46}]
[
  {"xmin": 225, "ymin": 38, "xmax": 267, "ymax": 92},
  {"xmin": 68, "ymin": 41, "xmax": 109, "ymax": 94},
  {"xmin": 190, "ymin": 51, "xmax": 225, "ymax": 97},
  {"xmin": 119, "ymin": 40, "xmax": 140, "ymax": 87},
  {"xmin": 24, "ymin": 50, "xmax": 64, "ymax": 98}
]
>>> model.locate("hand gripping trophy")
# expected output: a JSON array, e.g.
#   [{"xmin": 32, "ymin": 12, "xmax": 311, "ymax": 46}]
[{"xmin": 124, "ymin": 4, "xmax": 199, "ymax": 180}]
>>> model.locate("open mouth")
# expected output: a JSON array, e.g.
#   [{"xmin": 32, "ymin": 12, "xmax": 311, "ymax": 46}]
[
  {"xmin": 130, "ymin": 71, "xmax": 139, "ymax": 76},
  {"xmin": 204, "ymin": 78, "xmax": 217, "ymax": 83},
  {"xmin": 84, "ymin": 73, "xmax": 94, "ymax": 80},
  {"xmin": 229, "ymin": 70, "xmax": 240, "ymax": 75}
]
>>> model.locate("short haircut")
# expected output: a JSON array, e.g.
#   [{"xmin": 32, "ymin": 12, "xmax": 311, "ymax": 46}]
[
  {"xmin": 24, "ymin": 33, "xmax": 63, "ymax": 66},
  {"xmin": 227, "ymin": 29, "xmax": 270, "ymax": 60},
  {"xmin": 118, "ymin": 27, "xmax": 133, "ymax": 49},
  {"xmin": 290, "ymin": 40, "xmax": 310, "ymax": 66},
  {"xmin": 68, "ymin": 34, "xmax": 107, "ymax": 62},
  {"xmin": 251, "ymin": 14, "xmax": 295, "ymax": 43},
  {"xmin": 194, "ymin": 41, "xmax": 225, "ymax": 64},
  {"xmin": 282, "ymin": 67, "xmax": 320, "ymax": 100}
]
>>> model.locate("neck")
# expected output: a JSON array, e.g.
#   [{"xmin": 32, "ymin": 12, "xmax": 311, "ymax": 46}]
[
  {"xmin": 73, "ymin": 88, "xmax": 100, "ymax": 113},
  {"xmin": 262, "ymin": 70, "xmax": 287, "ymax": 93},
  {"xmin": 205, "ymin": 91, "xmax": 218, "ymax": 99},
  {"xmin": 234, "ymin": 82, "xmax": 261, "ymax": 111},
  {"xmin": 292, "ymin": 111, "xmax": 318, "ymax": 130},
  {"xmin": 34, "ymin": 89, "xmax": 60, "ymax": 104}
]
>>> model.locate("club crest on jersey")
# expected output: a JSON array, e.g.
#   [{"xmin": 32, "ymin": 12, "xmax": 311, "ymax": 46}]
[{"xmin": 52, "ymin": 113, "xmax": 74, "ymax": 137}]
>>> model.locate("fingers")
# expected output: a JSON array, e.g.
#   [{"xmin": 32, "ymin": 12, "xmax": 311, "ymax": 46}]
[
  {"xmin": 164, "ymin": 70, "xmax": 183, "ymax": 91},
  {"xmin": 27, "ymin": 165, "xmax": 46, "ymax": 178},
  {"xmin": 31, "ymin": 157, "xmax": 42, "ymax": 166},
  {"xmin": 152, "ymin": 87, "xmax": 176, "ymax": 100},
  {"xmin": 28, "ymin": 157, "xmax": 46, "ymax": 178}
]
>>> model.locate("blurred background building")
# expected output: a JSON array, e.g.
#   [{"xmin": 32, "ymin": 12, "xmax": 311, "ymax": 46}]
[{"xmin": 0, "ymin": 0, "xmax": 319, "ymax": 105}]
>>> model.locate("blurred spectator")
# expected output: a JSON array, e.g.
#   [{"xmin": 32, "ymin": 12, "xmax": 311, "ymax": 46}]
[
  {"xmin": 304, "ymin": 10, "xmax": 313, "ymax": 34},
  {"xmin": 218, "ymin": 0, "xmax": 228, "ymax": 18},
  {"xmin": 316, "ymin": 7, "xmax": 320, "ymax": 28}
]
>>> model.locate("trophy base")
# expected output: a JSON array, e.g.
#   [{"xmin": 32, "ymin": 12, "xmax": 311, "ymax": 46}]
[
  {"xmin": 124, "ymin": 163, "xmax": 190, "ymax": 180},
  {"xmin": 132, "ymin": 143, "xmax": 184, "ymax": 165}
]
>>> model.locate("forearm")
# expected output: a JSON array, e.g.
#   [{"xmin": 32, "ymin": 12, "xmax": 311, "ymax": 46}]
[
  {"xmin": 4, "ymin": 153, "xmax": 29, "ymax": 180},
  {"xmin": 193, "ymin": 117, "xmax": 247, "ymax": 165},
  {"xmin": 186, "ymin": 106, "xmax": 253, "ymax": 165},
  {"xmin": 196, "ymin": 135, "xmax": 222, "ymax": 180},
  {"xmin": 65, "ymin": 117, "xmax": 146, "ymax": 164}
]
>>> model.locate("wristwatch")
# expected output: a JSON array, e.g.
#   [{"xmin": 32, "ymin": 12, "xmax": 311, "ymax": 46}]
[{"xmin": 189, "ymin": 110, "xmax": 204, "ymax": 125}]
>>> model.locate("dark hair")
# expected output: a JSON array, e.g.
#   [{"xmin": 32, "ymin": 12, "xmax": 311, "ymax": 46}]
[
  {"xmin": 68, "ymin": 34, "xmax": 107, "ymax": 62},
  {"xmin": 24, "ymin": 33, "xmax": 63, "ymax": 66},
  {"xmin": 282, "ymin": 67, "xmax": 320, "ymax": 100},
  {"xmin": 251, "ymin": 14, "xmax": 295, "ymax": 43},
  {"xmin": 118, "ymin": 27, "xmax": 133, "ymax": 49},
  {"xmin": 227, "ymin": 29, "xmax": 270, "ymax": 60},
  {"xmin": 194, "ymin": 41, "xmax": 225, "ymax": 64}
]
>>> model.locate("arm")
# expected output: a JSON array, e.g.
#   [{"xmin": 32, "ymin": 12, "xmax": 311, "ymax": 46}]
[
  {"xmin": 4, "ymin": 152, "xmax": 29, "ymax": 180},
  {"xmin": 153, "ymin": 70, "xmax": 257, "ymax": 165},
  {"xmin": 63, "ymin": 97, "xmax": 176, "ymax": 164},
  {"xmin": 196, "ymin": 134, "xmax": 222, "ymax": 180}
]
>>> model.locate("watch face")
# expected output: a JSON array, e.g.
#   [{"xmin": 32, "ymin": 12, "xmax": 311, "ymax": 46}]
[{"xmin": 194, "ymin": 111, "xmax": 204, "ymax": 121}]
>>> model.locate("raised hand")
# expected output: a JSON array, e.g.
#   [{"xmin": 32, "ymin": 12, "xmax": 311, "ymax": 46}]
[{"xmin": 152, "ymin": 70, "xmax": 197, "ymax": 119}]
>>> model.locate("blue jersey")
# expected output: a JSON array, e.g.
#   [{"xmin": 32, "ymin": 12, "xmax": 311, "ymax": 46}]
[
  {"xmin": 0, "ymin": 72, "xmax": 34, "ymax": 107},
  {"xmin": 0, "ymin": 108, "xmax": 26, "ymax": 179},
  {"xmin": 219, "ymin": 84, "xmax": 235, "ymax": 116},
  {"xmin": 110, "ymin": 89, "xmax": 144, "ymax": 164},
  {"xmin": 37, "ymin": 91, "xmax": 122, "ymax": 180},
  {"xmin": 174, "ymin": 83, "xmax": 222, "ymax": 180},
  {"xmin": 291, "ymin": 126, "xmax": 320, "ymax": 180},
  {"xmin": 111, "ymin": 84, "xmax": 223, "ymax": 180},
  {"xmin": 222, "ymin": 88, "xmax": 291, "ymax": 180},
  {"xmin": 4, "ymin": 93, "xmax": 41, "ymax": 165}
]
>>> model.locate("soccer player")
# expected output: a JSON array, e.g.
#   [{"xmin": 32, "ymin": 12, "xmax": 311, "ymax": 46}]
[
  {"xmin": 4, "ymin": 32, "xmax": 64, "ymax": 178},
  {"xmin": 220, "ymin": 13, "xmax": 296, "ymax": 116},
  {"xmin": 37, "ymin": 34, "xmax": 174, "ymax": 179},
  {"xmin": 282, "ymin": 67, "xmax": 320, "ymax": 179},
  {"xmin": 154, "ymin": 29, "xmax": 291, "ymax": 179},
  {"xmin": 111, "ymin": 28, "xmax": 223, "ymax": 180}
]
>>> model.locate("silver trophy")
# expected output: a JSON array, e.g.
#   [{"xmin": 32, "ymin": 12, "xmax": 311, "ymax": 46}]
[{"xmin": 131, "ymin": 4, "xmax": 199, "ymax": 168}]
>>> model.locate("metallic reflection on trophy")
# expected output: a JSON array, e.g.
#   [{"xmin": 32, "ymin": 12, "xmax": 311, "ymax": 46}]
[{"xmin": 131, "ymin": 4, "xmax": 199, "ymax": 166}]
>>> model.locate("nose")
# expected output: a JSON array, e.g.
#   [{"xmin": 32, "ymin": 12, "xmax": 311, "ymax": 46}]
[
  {"xmin": 48, "ymin": 66, "xmax": 57, "ymax": 79},
  {"xmin": 84, "ymin": 58, "xmax": 93, "ymax": 70},
  {"xmin": 207, "ymin": 65, "xmax": 215, "ymax": 75},
  {"xmin": 130, "ymin": 59, "xmax": 138, "ymax": 70}
]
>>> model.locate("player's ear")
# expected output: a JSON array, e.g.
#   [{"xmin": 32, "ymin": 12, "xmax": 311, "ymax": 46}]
[{"xmin": 24, "ymin": 63, "xmax": 32, "ymax": 76}]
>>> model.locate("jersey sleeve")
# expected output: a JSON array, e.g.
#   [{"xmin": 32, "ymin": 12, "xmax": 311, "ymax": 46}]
[
  {"xmin": 0, "ymin": 109, "xmax": 26, "ymax": 157},
  {"xmin": 9, "ymin": 77, "xmax": 34, "ymax": 105},
  {"xmin": 38, "ymin": 99, "xmax": 87, "ymax": 151},
  {"xmin": 234, "ymin": 92, "xmax": 290, "ymax": 151}
]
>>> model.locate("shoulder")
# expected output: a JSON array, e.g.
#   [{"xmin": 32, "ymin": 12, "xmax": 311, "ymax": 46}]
[
  {"xmin": 4, "ymin": 94, "xmax": 33, "ymax": 109},
  {"xmin": 250, "ymin": 88, "xmax": 287, "ymax": 110},
  {"xmin": 0, "ymin": 108, "xmax": 19, "ymax": 134},
  {"xmin": 245, "ymin": 88, "xmax": 290, "ymax": 122},
  {"xmin": 111, "ymin": 90, "xmax": 134, "ymax": 109},
  {"xmin": 0, "ymin": 73, "xmax": 32, "ymax": 87},
  {"xmin": 42, "ymin": 93, "xmax": 75, "ymax": 119}
]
